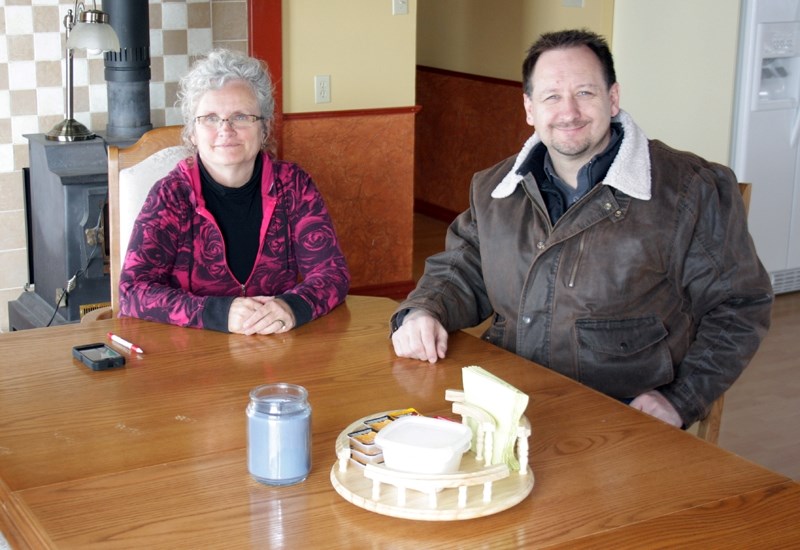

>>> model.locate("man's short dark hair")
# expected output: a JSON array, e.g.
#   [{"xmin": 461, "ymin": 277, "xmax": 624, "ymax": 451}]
[{"xmin": 522, "ymin": 29, "xmax": 616, "ymax": 96}]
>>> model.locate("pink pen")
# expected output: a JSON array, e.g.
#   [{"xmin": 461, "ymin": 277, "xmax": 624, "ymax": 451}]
[{"xmin": 107, "ymin": 332, "xmax": 145, "ymax": 354}]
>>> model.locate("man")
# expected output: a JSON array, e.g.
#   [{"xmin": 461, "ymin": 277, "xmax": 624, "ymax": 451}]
[{"xmin": 391, "ymin": 29, "xmax": 773, "ymax": 428}]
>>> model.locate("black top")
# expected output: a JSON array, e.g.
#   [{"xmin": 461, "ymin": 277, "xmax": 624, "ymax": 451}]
[{"xmin": 199, "ymin": 155, "xmax": 263, "ymax": 283}]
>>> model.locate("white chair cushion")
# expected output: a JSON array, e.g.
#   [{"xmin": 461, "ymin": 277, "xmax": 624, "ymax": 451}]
[{"xmin": 118, "ymin": 146, "xmax": 192, "ymax": 266}]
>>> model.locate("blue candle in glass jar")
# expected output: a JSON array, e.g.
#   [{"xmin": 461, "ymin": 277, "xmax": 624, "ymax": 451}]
[{"xmin": 247, "ymin": 383, "xmax": 312, "ymax": 486}]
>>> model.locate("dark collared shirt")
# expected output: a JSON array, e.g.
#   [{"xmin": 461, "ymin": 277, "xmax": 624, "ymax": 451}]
[{"xmin": 521, "ymin": 123, "xmax": 623, "ymax": 224}]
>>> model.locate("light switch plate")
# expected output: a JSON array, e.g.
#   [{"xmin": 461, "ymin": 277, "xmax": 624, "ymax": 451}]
[{"xmin": 393, "ymin": 0, "xmax": 409, "ymax": 15}]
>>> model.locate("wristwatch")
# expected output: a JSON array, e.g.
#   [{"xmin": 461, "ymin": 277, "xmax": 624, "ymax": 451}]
[{"xmin": 389, "ymin": 308, "xmax": 412, "ymax": 336}]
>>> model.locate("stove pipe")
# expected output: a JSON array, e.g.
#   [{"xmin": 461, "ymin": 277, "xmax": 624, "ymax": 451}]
[{"xmin": 103, "ymin": 0, "xmax": 152, "ymax": 139}]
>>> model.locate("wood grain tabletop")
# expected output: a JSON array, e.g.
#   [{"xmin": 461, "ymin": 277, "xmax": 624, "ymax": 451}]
[{"xmin": 1, "ymin": 296, "xmax": 797, "ymax": 548}]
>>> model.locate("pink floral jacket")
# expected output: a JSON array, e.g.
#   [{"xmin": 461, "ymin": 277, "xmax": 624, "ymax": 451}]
[{"xmin": 119, "ymin": 153, "xmax": 350, "ymax": 330}]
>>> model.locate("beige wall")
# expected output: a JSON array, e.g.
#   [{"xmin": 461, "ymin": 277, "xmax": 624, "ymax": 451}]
[
  {"xmin": 0, "ymin": 0, "xmax": 247, "ymax": 332},
  {"xmin": 612, "ymin": 0, "xmax": 741, "ymax": 165},
  {"xmin": 417, "ymin": 0, "xmax": 615, "ymax": 81},
  {"xmin": 282, "ymin": 0, "xmax": 417, "ymax": 113}
]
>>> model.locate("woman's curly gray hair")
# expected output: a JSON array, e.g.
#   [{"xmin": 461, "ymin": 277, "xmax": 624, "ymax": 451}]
[{"xmin": 178, "ymin": 49, "xmax": 275, "ymax": 153}]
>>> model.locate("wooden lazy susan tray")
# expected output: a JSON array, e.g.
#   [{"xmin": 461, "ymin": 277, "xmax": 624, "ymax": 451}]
[{"xmin": 329, "ymin": 394, "xmax": 534, "ymax": 521}]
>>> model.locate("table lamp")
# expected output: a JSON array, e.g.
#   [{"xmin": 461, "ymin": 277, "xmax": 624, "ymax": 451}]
[{"xmin": 46, "ymin": 0, "xmax": 120, "ymax": 142}]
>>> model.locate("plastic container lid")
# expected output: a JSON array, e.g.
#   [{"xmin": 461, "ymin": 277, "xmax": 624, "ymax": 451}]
[{"xmin": 374, "ymin": 416, "xmax": 472, "ymax": 474}]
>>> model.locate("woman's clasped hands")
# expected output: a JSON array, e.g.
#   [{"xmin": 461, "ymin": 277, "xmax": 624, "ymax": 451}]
[{"xmin": 229, "ymin": 296, "xmax": 296, "ymax": 335}]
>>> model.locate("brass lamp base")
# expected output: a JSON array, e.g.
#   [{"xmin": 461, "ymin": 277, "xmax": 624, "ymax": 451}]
[{"xmin": 46, "ymin": 118, "xmax": 96, "ymax": 142}]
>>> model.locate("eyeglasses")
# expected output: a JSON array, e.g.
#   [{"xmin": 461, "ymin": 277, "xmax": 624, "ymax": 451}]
[{"xmin": 195, "ymin": 113, "xmax": 264, "ymax": 130}]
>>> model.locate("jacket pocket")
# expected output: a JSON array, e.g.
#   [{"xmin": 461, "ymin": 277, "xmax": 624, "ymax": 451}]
[
  {"xmin": 574, "ymin": 316, "xmax": 673, "ymax": 398},
  {"xmin": 483, "ymin": 312, "xmax": 508, "ymax": 346}
]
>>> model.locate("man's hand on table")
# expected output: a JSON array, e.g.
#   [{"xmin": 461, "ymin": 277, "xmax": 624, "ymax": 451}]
[
  {"xmin": 630, "ymin": 390, "xmax": 682, "ymax": 427},
  {"xmin": 391, "ymin": 309, "xmax": 449, "ymax": 364}
]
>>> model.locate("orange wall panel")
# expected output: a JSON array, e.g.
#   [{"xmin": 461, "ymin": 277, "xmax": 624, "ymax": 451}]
[
  {"xmin": 415, "ymin": 67, "xmax": 532, "ymax": 219},
  {"xmin": 282, "ymin": 110, "xmax": 416, "ymax": 294}
]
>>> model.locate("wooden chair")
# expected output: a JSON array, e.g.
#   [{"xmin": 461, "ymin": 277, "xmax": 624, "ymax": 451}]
[
  {"xmin": 107, "ymin": 126, "xmax": 189, "ymax": 315},
  {"xmin": 693, "ymin": 182, "xmax": 752, "ymax": 444}
]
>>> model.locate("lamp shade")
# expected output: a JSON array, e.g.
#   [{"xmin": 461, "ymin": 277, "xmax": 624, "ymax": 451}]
[{"xmin": 67, "ymin": 14, "xmax": 120, "ymax": 51}]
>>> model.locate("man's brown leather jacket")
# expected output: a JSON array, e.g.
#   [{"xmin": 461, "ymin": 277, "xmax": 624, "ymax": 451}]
[{"xmin": 395, "ymin": 111, "xmax": 773, "ymax": 426}]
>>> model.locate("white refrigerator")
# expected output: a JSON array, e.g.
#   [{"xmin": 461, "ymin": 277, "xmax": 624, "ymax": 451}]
[{"xmin": 731, "ymin": 0, "xmax": 800, "ymax": 294}]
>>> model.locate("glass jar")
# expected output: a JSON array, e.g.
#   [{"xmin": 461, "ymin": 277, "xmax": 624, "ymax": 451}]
[{"xmin": 247, "ymin": 383, "xmax": 312, "ymax": 486}]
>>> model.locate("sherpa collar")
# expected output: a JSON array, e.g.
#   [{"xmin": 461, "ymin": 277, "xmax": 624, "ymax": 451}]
[{"xmin": 491, "ymin": 109, "xmax": 652, "ymax": 200}]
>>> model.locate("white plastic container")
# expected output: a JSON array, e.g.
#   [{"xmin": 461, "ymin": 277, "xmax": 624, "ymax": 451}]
[{"xmin": 374, "ymin": 416, "xmax": 472, "ymax": 474}]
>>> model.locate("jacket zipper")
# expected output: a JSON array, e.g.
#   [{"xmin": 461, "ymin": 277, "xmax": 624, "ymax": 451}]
[{"xmin": 568, "ymin": 232, "xmax": 587, "ymax": 288}]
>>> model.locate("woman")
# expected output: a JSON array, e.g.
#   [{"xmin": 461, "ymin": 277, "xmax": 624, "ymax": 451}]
[{"xmin": 119, "ymin": 49, "xmax": 350, "ymax": 334}]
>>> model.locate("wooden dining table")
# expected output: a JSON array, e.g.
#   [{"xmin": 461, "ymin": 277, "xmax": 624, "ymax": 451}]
[{"xmin": 1, "ymin": 295, "xmax": 798, "ymax": 548}]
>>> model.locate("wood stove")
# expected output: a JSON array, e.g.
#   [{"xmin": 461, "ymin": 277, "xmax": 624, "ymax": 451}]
[
  {"xmin": 8, "ymin": 0, "xmax": 151, "ymax": 330},
  {"xmin": 8, "ymin": 135, "xmax": 112, "ymax": 330}
]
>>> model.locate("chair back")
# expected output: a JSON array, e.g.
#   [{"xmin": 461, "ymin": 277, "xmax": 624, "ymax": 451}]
[
  {"xmin": 738, "ymin": 182, "xmax": 752, "ymax": 212},
  {"xmin": 108, "ymin": 126, "xmax": 189, "ymax": 314},
  {"xmin": 694, "ymin": 182, "xmax": 752, "ymax": 444}
]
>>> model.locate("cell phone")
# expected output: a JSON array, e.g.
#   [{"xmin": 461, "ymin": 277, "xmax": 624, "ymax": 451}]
[{"xmin": 72, "ymin": 343, "xmax": 126, "ymax": 371}]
